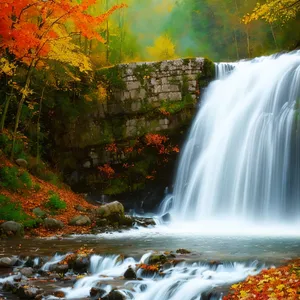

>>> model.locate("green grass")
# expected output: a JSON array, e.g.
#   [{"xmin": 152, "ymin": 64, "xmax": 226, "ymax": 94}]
[
  {"xmin": 45, "ymin": 191, "xmax": 66, "ymax": 210},
  {"xmin": 0, "ymin": 166, "xmax": 21, "ymax": 191},
  {"xmin": 0, "ymin": 166, "xmax": 32, "ymax": 191},
  {"xmin": 0, "ymin": 195, "xmax": 40, "ymax": 228}
]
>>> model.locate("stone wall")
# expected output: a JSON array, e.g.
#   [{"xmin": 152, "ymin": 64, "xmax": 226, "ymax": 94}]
[{"xmin": 57, "ymin": 57, "xmax": 215, "ymax": 206}]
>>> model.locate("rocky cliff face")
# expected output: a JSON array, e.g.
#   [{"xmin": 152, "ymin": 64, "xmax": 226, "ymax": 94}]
[{"xmin": 54, "ymin": 57, "xmax": 215, "ymax": 211}]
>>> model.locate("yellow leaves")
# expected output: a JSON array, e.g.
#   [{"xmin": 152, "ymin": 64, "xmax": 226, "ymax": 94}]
[
  {"xmin": 97, "ymin": 84, "xmax": 107, "ymax": 103},
  {"xmin": 239, "ymin": 290, "xmax": 249, "ymax": 298},
  {"xmin": 0, "ymin": 58, "xmax": 16, "ymax": 76},
  {"xmin": 276, "ymin": 283, "xmax": 285, "ymax": 290},
  {"xmin": 147, "ymin": 35, "xmax": 177, "ymax": 61},
  {"xmin": 20, "ymin": 87, "xmax": 33, "ymax": 97},
  {"xmin": 48, "ymin": 37, "xmax": 92, "ymax": 73},
  {"xmin": 243, "ymin": 0, "xmax": 300, "ymax": 25}
]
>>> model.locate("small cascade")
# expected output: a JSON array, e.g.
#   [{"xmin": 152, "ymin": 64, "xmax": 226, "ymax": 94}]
[
  {"xmin": 170, "ymin": 51, "xmax": 300, "ymax": 222},
  {"xmin": 52, "ymin": 253, "xmax": 262, "ymax": 300}
]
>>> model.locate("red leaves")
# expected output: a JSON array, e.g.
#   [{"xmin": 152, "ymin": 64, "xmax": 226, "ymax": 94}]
[
  {"xmin": 224, "ymin": 260, "xmax": 300, "ymax": 300},
  {"xmin": 0, "ymin": 0, "xmax": 126, "ymax": 66},
  {"xmin": 105, "ymin": 143, "xmax": 118, "ymax": 153},
  {"xmin": 145, "ymin": 133, "xmax": 169, "ymax": 147},
  {"xmin": 98, "ymin": 164, "xmax": 115, "ymax": 179}
]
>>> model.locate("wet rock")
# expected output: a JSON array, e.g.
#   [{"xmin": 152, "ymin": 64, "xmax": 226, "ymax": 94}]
[
  {"xmin": 24, "ymin": 257, "xmax": 36, "ymax": 268},
  {"xmin": 176, "ymin": 249, "xmax": 191, "ymax": 254},
  {"xmin": 73, "ymin": 256, "xmax": 89, "ymax": 273},
  {"xmin": 32, "ymin": 208, "xmax": 47, "ymax": 219},
  {"xmin": 118, "ymin": 215, "xmax": 134, "ymax": 227},
  {"xmin": 52, "ymin": 264, "xmax": 69, "ymax": 274},
  {"xmin": 102, "ymin": 290, "xmax": 125, "ymax": 300},
  {"xmin": 134, "ymin": 217, "xmax": 156, "ymax": 227},
  {"xmin": 0, "ymin": 221, "xmax": 24, "ymax": 237},
  {"xmin": 96, "ymin": 201, "xmax": 124, "ymax": 218},
  {"xmin": 74, "ymin": 204, "xmax": 87, "ymax": 212},
  {"xmin": 44, "ymin": 218, "xmax": 64, "ymax": 230},
  {"xmin": 20, "ymin": 267, "xmax": 34, "ymax": 277},
  {"xmin": 0, "ymin": 257, "xmax": 14, "ymax": 268},
  {"xmin": 16, "ymin": 285, "xmax": 43, "ymax": 299},
  {"xmin": 96, "ymin": 218, "xmax": 108, "ymax": 227},
  {"xmin": 53, "ymin": 291, "xmax": 65, "ymax": 298},
  {"xmin": 148, "ymin": 254, "xmax": 167, "ymax": 265},
  {"xmin": 16, "ymin": 158, "xmax": 28, "ymax": 168},
  {"xmin": 161, "ymin": 213, "xmax": 171, "ymax": 223},
  {"xmin": 90, "ymin": 287, "xmax": 106, "ymax": 299},
  {"xmin": 69, "ymin": 215, "xmax": 91, "ymax": 226},
  {"xmin": 124, "ymin": 266, "xmax": 136, "ymax": 279}
]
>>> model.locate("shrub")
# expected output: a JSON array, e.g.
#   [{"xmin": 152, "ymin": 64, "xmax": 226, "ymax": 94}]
[
  {"xmin": 19, "ymin": 171, "xmax": 32, "ymax": 189},
  {"xmin": 34, "ymin": 183, "xmax": 41, "ymax": 192},
  {"xmin": 0, "ymin": 167, "xmax": 33, "ymax": 191},
  {"xmin": 0, "ymin": 133, "xmax": 28, "ymax": 160},
  {"xmin": 45, "ymin": 191, "xmax": 66, "ymax": 210},
  {"xmin": 0, "ymin": 195, "xmax": 38, "ymax": 228},
  {"xmin": 0, "ymin": 166, "xmax": 20, "ymax": 191}
]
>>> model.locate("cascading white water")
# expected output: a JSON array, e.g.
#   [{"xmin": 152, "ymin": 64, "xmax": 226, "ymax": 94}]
[
  {"xmin": 171, "ymin": 51, "xmax": 300, "ymax": 222},
  {"xmin": 50, "ymin": 253, "xmax": 262, "ymax": 300}
]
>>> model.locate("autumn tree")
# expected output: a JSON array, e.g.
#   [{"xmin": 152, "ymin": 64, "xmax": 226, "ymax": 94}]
[
  {"xmin": 244, "ymin": 0, "xmax": 300, "ymax": 24},
  {"xmin": 0, "ymin": 0, "xmax": 126, "ymax": 158}
]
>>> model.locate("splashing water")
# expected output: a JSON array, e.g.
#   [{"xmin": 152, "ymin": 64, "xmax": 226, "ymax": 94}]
[
  {"xmin": 47, "ymin": 253, "xmax": 262, "ymax": 300},
  {"xmin": 170, "ymin": 52, "xmax": 300, "ymax": 223}
]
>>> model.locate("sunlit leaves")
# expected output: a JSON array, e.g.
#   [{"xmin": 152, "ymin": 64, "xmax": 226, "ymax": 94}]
[
  {"xmin": 147, "ymin": 35, "xmax": 177, "ymax": 61},
  {"xmin": 243, "ymin": 0, "xmax": 300, "ymax": 24}
]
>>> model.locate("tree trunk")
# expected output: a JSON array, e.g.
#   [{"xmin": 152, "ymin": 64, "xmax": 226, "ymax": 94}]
[
  {"xmin": 36, "ymin": 86, "xmax": 45, "ymax": 164},
  {"xmin": 106, "ymin": 0, "xmax": 110, "ymax": 64},
  {"xmin": 246, "ymin": 26, "xmax": 251, "ymax": 58},
  {"xmin": 10, "ymin": 66, "xmax": 34, "ymax": 159},
  {"xmin": 0, "ymin": 74, "xmax": 15, "ymax": 131},
  {"xmin": 270, "ymin": 23, "xmax": 278, "ymax": 49}
]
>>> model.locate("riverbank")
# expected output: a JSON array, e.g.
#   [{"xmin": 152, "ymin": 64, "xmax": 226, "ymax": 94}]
[{"xmin": 0, "ymin": 154, "xmax": 156, "ymax": 239}]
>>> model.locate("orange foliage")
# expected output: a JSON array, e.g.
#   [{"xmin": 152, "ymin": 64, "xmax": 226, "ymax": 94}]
[
  {"xmin": 98, "ymin": 163, "xmax": 115, "ymax": 178},
  {"xmin": 145, "ymin": 133, "xmax": 169, "ymax": 147},
  {"xmin": 137, "ymin": 263, "xmax": 160, "ymax": 273},
  {"xmin": 105, "ymin": 143, "xmax": 118, "ymax": 153},
  {"xmin": 0, "ymin": 0, "xmax": 126, "ymax": 65},
  {"xmin": 224, "ymin": 260, "xmax": 300, "ymax": 300}
]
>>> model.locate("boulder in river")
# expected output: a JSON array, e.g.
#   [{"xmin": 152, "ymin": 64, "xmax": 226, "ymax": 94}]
[
  {"xmin": 0, "ymin": 257, "xmax": 18, "ymax": 268},
  {"xmin": 96, "ymin": 201, "xmax": 124, "ymax": 218},
  {"xmin": 16, "ymin": 285, "xmax": 43, "ymax": 299},
  {"xmin": 20, "ymin": 267, "xmax": 34, "ymax": 277},
  {"xmin": 124, "ymin": 266, "xmax": 137, "ymax": 279},
  {"xmin": 44, "ymin": 218, "xmax": 64, "ymax": 230},
  {"xmin": 148, "ymin": 253, "xmax": 167, "ymax": 265},
  {"xmin": 0, "ymin": 221, "xmax": 24, "ymax": 237},
  {"xmin": 69, "ymin": 215, "xmax": 91, "ymax": 226},
  {"xmin": 176, "ymin": 248, "xmax": 191, "ymax": 254},
  {"xmin": 73, "ymin": 256, "xmax": 90, "ymax": 273},
  {"xmin": 102, "ymin": 290, "xmax": 125, "ymax": 300},
  {"xmin": 90, "ymin": 287, "xmax": 106, "ymax": 299}
]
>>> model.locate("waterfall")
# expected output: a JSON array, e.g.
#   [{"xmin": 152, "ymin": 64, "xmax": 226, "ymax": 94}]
[{"xmin": 172, "ymin": 51, "xmax": 300, "ymax": 222}]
